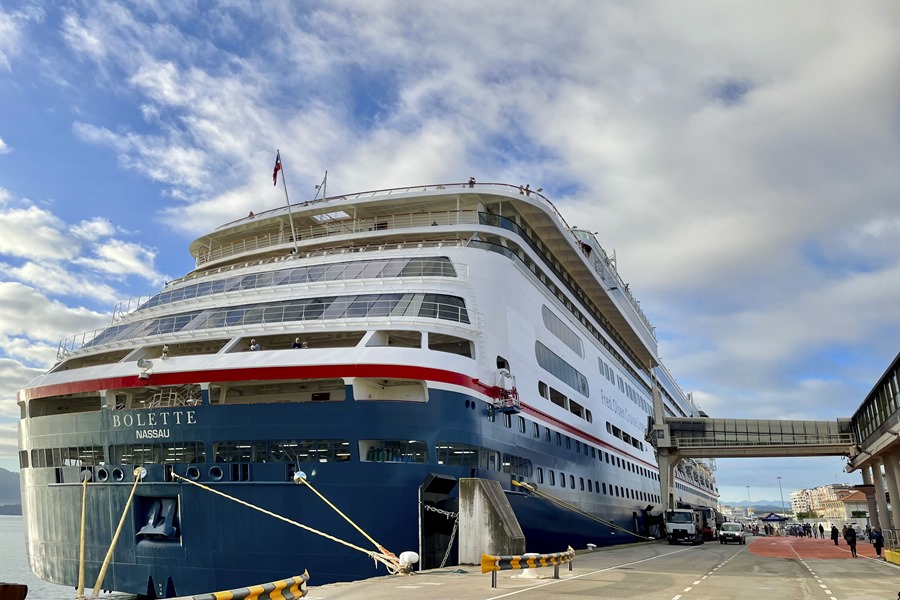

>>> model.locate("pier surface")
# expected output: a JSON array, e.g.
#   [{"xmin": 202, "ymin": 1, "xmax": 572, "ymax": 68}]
[{"xmin": 306, "ymin": 536, "xmax": 900, "ymax": 600}]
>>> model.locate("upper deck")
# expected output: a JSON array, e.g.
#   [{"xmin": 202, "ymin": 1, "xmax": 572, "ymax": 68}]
[{"xmin": 185, "ymin": 182, "xmax": 658, "ymax": 367}]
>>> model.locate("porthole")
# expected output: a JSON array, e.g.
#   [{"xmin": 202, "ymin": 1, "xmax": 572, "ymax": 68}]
[
  {"xmin": 209, "ymin": 466, "xmax": 224, "ymax": 481},
  {"xmin": 112, "ymin": 468, "xmax": 125, "ymax": 482},
  {"xmin": 96, "ymin": 468, "xmax": 109, "ymax": 482},
  {"xmin": 187, "ymin": 466, "xmax": 201, "ymax": 480}
]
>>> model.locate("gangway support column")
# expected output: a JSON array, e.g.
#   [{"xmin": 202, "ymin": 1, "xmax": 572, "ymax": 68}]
[
  {"xmin": 650, "ymin": 382, "xmax": 677, "ymax": 510},
  {"xmin": 872, "ymin": 460, "xmax": 891, "ymax": 530},
  {"xmin": 862, "ymin": 466, "xmax": 880, "ymax": 530},
  {"xmin": 658, "ymin": 449, "xmax": 677, "ymax": 510},
  {"xmin": 885, "ymin": 451, "xmax": 900, "ymax": 529}
]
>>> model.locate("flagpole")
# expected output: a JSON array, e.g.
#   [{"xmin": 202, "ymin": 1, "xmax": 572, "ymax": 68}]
[{"xmin": 277, "ymin": 149, "xmax": 300, "ymax": 253}]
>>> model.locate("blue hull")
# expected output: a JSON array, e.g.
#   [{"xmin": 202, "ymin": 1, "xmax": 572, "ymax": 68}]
[{"xmin": 20, "ymin": 387, "xmax": 668, "ymax": 596}]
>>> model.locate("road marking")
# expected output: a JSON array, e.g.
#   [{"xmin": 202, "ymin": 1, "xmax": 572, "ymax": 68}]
[{"xmin": 483, "ymin": 546, "xmax": 696, "ymax": 600}]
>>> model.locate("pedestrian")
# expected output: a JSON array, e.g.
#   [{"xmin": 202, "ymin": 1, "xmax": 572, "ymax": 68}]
[
  {"xmin": 844, "ymin": 524, "xmax": 858, "ymax": 557},
  {"xmin": 830, "ymin": 525, "xmax": 840, "ymax": 545},
  {"xmin": 873, "ymin": 527, "xmax": 885, "ymax": 558},
  {"xmin": 818, "ymin": 524, "xmax": 824, "ymax": 539}
]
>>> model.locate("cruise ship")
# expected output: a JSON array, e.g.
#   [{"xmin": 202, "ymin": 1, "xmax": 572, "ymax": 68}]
[{"xmin": 16, "ymin": 181, "xmax": 718, "ymax": 597}]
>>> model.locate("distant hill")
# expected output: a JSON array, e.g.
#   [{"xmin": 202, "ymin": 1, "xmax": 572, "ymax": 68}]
[
  {"xmin": 0, "ymin": 504, "xmax": 22, "ymax": 515},
  {"xmin": 0, "ymin": 467, "xmax": 21, "ymax": 506}
]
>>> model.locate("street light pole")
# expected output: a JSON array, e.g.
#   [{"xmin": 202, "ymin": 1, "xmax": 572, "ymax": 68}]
[
  {"xmin": 746, "ymin": 485, "xmax": 752, "ymax": 519},
  {"xmin": 777, "ymin": 476, "xmax": 786, "ymax": 517}
]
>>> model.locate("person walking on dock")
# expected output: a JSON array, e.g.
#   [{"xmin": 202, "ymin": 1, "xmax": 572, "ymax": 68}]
[
  {"xmin": 818, "ymin": 524, "xmax": 824, "ymax": 539},
  {"xmin": 844, "ymin": 525, "xmax": 858, "ymax": 557},
  {"xmin": 873, "ymin": 527, "xmax": 885, "ymax": 559},
  {"xmin": 830, "ymin": 525, "xmax": 840, "ymax": 545}
]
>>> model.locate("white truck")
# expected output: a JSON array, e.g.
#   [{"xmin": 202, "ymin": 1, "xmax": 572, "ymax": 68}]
[{"xmin": 665, "ymin": 508, "xmax": 704, "ymax": 545}]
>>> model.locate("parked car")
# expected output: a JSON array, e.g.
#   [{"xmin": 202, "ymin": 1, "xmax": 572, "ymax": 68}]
[{"xmin": 719, "ymin": 522, "xmax": 747, "ymax": 544}]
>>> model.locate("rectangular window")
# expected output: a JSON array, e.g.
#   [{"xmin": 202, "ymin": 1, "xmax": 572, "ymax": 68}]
[
  {"xmin": 360, "ymin": 440, "xmax": 427, "ymax": 463},
  {"xmin": 436, "ymin": 443, "xmax": 479, "ymax": 467}
]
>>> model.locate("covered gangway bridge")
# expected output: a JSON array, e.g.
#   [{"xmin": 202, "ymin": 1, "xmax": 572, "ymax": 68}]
[
  {"xmin": 649, "ymin": 351, "xmax": 900, "ymax": 540},
  {"xmin": 649, "ymin": 414, "xmax": 855, "ymax": 512}
]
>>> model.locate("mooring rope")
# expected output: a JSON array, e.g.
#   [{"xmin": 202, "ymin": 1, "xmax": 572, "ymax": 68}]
[
  {"xmin": 512, "ymin": 480, "xmax": 654, "ymax": 540},
  {"xmin": 293, "ymin": 476, "xmax": 399, "ymax": 568},
  {"xmin": 171, "ymin": 473, "xmax": 400, "ymax": 573}
]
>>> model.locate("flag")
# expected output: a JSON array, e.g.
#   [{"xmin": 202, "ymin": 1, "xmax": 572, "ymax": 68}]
[{"xmin": 273, "ymin": 151, "xmax": 282, "ymax": 186}]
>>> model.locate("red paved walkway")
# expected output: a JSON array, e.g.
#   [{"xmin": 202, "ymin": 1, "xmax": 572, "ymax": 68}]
[{"xmin": 747, "ymin": 534, "xmax": 883, "ymax": 559}]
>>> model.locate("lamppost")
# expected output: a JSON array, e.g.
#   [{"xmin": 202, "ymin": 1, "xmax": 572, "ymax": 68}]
[
  {"xmin": 746, "ymin": 485, "xmax": 752, "ymax": 519},
  {"xmin": 777, "ymin": 476, "xmax": 786, "ymax": 517}
]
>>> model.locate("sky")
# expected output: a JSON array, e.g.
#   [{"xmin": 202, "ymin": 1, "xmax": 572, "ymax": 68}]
[{"xmin": 0, "ymin": 1, "xmax": 899, "ymax": 506}]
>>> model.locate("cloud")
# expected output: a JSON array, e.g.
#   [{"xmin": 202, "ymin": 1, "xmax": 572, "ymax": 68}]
[
  {"xmin": 0, "ymin": 204, "xmax": 78, "ymax": 261},
  {"xmin": 0, "ymin": 4, "xmax": 45, "ymax": 69},
  {"xmin": 0, "ymin": 282, "xmax": 110, "ymax": 348},
  {"xmin": 73, "ymin": 239, "xmax": 164, "ymax": 284},
  {"xmin": 0, "ymin": 136, "xmax": 10, "ymax": 154}
]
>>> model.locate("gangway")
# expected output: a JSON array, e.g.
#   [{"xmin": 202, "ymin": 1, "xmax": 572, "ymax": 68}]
[{"xmin": 647, "ymin": 385, "xmax": 856, "ymax": 511}]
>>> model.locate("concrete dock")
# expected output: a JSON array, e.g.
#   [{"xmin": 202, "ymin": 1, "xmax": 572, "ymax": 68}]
[{"xmin": 305, "ymin": 536, "xmax": 900, "ymax": 600}]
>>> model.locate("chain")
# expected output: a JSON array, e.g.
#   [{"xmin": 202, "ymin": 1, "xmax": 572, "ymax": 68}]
[
  {"xmin": 423, "ymin": 504, "xmax": 459, "ymax": 568},
  {"xmin": 423, "ymin": 504, "xmax": 458, "ymax": 519},
  {"xmin": 439, "ymin": 516, "xmax": 459, "ymax": 568}
]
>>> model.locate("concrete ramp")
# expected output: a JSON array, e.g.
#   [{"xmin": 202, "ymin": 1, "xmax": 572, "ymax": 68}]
[{"xmin": 457, "ymin": 478, "xmax": 525, "ymax": 564}]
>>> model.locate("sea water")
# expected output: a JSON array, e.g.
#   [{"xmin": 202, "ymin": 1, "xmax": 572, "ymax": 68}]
[
  {"xmin": 0, "ymin": 516, "xmax": 135, "ymax": 600},
  {"xmin": 0, "ymin": 515, "xmax": 72, "ymax": 600}
]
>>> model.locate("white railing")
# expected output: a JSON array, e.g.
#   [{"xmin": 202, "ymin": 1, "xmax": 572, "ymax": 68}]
[
  {"xmin": 58, "ymin": 299, "xmax": 482, "ymax": 360},
  {"xmin": 112, "ymin": 255, "xmax": 468, "ymax": 321},
  {"xmin": 196, "ymin": 210, "xmax": 481, "ymax": 267}
]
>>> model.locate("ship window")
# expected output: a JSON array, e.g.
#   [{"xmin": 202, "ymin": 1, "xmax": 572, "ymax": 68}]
[
  {"xmin": 588, "ymin": 479, "xmax": 592, "ymax": 492},
  {"xmin": 360, "ymin": 440, "xmax": 427, "ymax": 463},
  {"xmin": 602, "ymin": 482, "xmax": 607, "ymax": 494},
  {"xmin": 428, "ymin": 333, "xmax": 474, "ymax": 358},
  {"xmin": 556, "ymin": 432, "xmax": 562, "ymax": 446},
  {"xmin": 534, "ymin": 341, "xmax": 589, "ymax": 397},
  {"xmin": 545, "ymin": 428, "xmax": 551, "ymax": 443},
  {"xmin": 503, "ymin": 413, "xmax": 512, "ymax": 428},
  {"xmin": 537, "ymin": 467, "xmax": 544, "ymax": 484},
  {"xmin": 580, "ymin": 477, "xmax": 585, "ymax": 491},
  {"xmin": 518, "ymin": 416, "xmax": 526, "ymax": 433},
  {"xmin": 532, "ymin": 423, "xmax": 540, "ymax": 438},
  {"xmin": 549, "ymin": 470, "xmax": 556, "ymax": 486},
  {"xmin": 211, "ymin": 440, "xmax": 348, "ymax": 463},
  {"xmin": 436, "ymin": 443, "xmax": 479, "ymax": 467},
  {"xmin": 502, "ymin": 453, "xmax": 532, "ymax": 478},
  {"xmin": 496, "ymin": 356, "xmax": 509, "ymax": 370},
  {"xmin": 560, "ymin": 472, "xmax": 566, "ymax": 488},
  {"xmin": 541, "ymin": 306, "xmax": 584, "ymax": 357},
  {"xmin": 115, "ymin": 442, "xmax": 205, "ymax": 465},
  {"xmin": 538, "ymin": 381, "xmax": 548, "ymax": 399},
  {"xmin": 548, "ymin": 387, "xmax": 567, "ymax": 409},
  {"xmin": 19, "ymin": 451, "xmax": 28, "ymax": 469},
  {"xmin": 575, "ymin": 440, "xmax": 581, "ymax": 453},
  {"xmin": 570, "ymin": 475, "xmax": 575, "ymax": 488}
]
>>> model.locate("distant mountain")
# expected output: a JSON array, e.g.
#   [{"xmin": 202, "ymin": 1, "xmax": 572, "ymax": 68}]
[
  {"xmin": 0, "ymin": 467, "xmax": 22, "ymax": 506},
  {"xmin": 0, "ymin": 504, "xmax": 22, "ymax": 515}
]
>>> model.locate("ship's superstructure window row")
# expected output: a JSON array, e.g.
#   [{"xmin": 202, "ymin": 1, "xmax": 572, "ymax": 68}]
[
  {"xmin": 30, "ymin": 445, "xmax": 105, "ymax": 467},
  {"xmin": 130, "ymin": 257, "xmax": 457, "ymax": 313},
  {"xmin": 537, "ymin": 381, "xmax": 593, "ymax": 423},
  {"xmin": 77, "ymin": 293, "xmax": 470, "ymax": 351},
  {"xmin": 214, "ymin": 440, "xmax": 350, "ymax": 463},
  {"xmin": 114, "ymin": 442, "xmax": 206, "ymax": 464},
  {"xmin": 541, "ymin": 305, "xmax": 584, "ymax": 357}
]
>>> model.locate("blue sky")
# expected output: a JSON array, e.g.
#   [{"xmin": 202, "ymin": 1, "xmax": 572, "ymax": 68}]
[{"xmin": 1, "ymin": 1, "xmax": 899, "ymax": 505}]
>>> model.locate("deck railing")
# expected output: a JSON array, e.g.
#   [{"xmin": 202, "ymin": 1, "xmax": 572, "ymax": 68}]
[{"xmin": 58, "ymin": 299, "xmax": 480, "ymax": 360}]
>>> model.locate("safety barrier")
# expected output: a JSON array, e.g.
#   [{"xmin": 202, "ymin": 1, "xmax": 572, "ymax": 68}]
[
  {"xmin": 182, "ymin": 571, "xmax": 309, "ymax": 600},
  {"xmin": 480, "ymin": 547, "xmax": 574, "ymax": 588}
]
